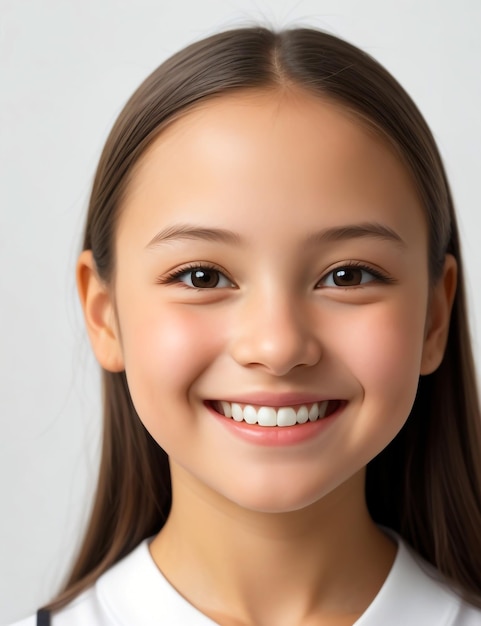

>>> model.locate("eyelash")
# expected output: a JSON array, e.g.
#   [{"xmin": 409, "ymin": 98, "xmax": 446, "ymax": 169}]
[
  {"xmin": 157, "ymin": 263, "xmax": 233, "ymax": 289},
  {"xmin": 158, "ymin": 261, "xmax": 393, "ymax": 290},
  {"xmin": 318, "ymin": 261, "xmax": 394, "ymax": 288}
]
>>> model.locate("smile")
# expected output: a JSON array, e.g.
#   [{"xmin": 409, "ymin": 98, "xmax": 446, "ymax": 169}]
[{"xmin": 211, "ymin": 400, "xmax": 340, "ymax": 427}]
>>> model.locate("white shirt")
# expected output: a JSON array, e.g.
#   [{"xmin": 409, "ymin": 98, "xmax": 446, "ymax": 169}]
[{"xmin": 11, "ymin": 536, "xmax": 481, "ymax": 625}]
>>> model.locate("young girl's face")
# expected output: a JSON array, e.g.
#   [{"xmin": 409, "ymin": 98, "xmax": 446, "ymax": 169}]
[{"xmin": 85, "ymin": 88, "xmax": 453, "ymax": 514}]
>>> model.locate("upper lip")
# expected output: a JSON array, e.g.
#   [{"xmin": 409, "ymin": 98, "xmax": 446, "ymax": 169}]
[{"xmin": 207, "ymin": 392, "xmax": 336, "ymax": 407}]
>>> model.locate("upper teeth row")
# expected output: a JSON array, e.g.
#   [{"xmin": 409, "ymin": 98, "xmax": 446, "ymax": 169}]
[{"xmin": 217, "ymin": 401, "xmax": 329, "ymax": 427}]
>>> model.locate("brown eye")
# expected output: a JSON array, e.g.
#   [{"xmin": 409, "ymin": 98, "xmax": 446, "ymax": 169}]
[
  {"xmin": 320, "ymin": 266, "xmax": 379, "ymax": 288},
  {"xmin": 171, "ymin": 266, "xmax": 233, "ymax": 289},
  {"xmin": 190, "ymin": 269, "xmax": 221, "ymax": 288},
  {"xmin": 332, "ymin": 267, "xmax": 364, "ymax": 286}
]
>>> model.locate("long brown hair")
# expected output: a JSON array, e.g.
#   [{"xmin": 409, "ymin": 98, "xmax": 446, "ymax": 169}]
[{"xmin": 48, "ymin": 26, "xmax": 481, "ymax": 610}]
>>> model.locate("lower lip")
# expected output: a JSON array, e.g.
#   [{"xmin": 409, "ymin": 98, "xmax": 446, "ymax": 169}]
[{"xmin": 207, "ymin": 402, "xmax": 343, "ymax": 447}]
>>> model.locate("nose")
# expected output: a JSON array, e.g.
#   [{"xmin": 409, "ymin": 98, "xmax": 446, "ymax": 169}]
[{"xmin": 228, "ymin": 290, "xmax": 322, "ymax": 376}]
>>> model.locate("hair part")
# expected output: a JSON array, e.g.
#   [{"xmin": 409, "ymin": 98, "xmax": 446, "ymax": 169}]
[{"xmin": 47, "ymin": 26, "xmax": 481, "ymax": 611}]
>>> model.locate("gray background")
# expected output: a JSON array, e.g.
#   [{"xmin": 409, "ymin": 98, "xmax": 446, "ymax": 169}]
[{"xmin": 1, "ymin": 0, "xmax": 480, "ymax": 623}]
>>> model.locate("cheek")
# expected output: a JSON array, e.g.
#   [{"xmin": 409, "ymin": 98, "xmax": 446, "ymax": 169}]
[
  {"xmin": 116, "ymin": 300, "xmax": 226, "ymax": 418},
  {"xmin": 329, "ymin": 294, "xmax": 428, "ymax": 412},
  {"xmin": 314, "ymin": 295, "xmax": 429, "ymax": 473}
]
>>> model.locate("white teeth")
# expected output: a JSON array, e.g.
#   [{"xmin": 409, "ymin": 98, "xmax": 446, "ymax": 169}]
[
  {"xmin": 308, "ymin": 403, "xmax": 319, "ymax": 421},
  {"xmin": 220, "ymin": 401, "xmax": 232, "ymax": 418},
  {"xmin": 216, "ymin": 401, "xmax": 331, "ymax": 426},
  {"xmin": 243, "ymin": 405, "xmax": 257, "ymax": 424},
  {"xmin": 231, "ymin": 403, "xmax": 244, "ymax": 422},
  {"xmin": 257, "ymin": 406, "xmax": 277, "ymax": 426},
  {"xmin": 296, "ymin": 405, "xmax": 309, "ymax": 424},
  {"xmin": 277, "ymin": 407, "xmax": 297, "ymax": 427}
]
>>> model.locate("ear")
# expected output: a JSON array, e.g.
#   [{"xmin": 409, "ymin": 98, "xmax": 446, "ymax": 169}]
[
  {"xmin": 420, "ymin": 254, "xmax": 457, "ymax": 375},
  {"xmin": 76, "ymin": 250, "xmax": 125, "ymax": 372}
]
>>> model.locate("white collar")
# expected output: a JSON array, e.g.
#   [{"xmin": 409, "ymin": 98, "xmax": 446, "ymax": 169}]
[{"xmin": 95, "ymin": 533, "xmax": 464, "ymax": 625}]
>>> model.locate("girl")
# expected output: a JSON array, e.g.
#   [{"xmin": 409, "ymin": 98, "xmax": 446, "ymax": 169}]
[{"xmin": 14, "ymin": 25, "xmax": 481, "ymax": 625}]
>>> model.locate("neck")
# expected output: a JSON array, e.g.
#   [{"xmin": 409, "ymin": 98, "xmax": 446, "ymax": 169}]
[{"xmin": 150, "ymin": 466, "xmax": 396, "ymax": 626}]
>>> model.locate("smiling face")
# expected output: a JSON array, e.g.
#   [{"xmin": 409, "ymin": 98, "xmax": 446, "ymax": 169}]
[{"xmin": 80, "ymin": 88, "xmax": 453, "ymax": 514}]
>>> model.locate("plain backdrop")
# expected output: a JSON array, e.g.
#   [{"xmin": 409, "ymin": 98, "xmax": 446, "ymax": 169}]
[{"xmin": 1, "ymin": 0, "xmax": 480, "ymax": 623}]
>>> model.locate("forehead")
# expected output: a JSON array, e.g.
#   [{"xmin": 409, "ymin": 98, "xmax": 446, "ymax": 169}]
[{"xmin": 118, "ymin": 88, "xmax": 426, "ymax": 248}]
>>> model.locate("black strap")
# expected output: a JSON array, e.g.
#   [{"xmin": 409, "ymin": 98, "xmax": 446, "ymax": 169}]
[{"xmin": 36, "ymin": 609, "xmax": 51, "ymax": 626}]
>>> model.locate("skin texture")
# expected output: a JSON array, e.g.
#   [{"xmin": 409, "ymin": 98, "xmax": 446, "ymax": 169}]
[{"xmin": 78, "ymin": 88, "xmax": 456, "ymax": 625}]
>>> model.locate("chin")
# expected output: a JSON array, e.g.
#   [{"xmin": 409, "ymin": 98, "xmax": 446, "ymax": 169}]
[{"xmin": 216, "ymin": 479, "xmax": 345, "ymax": 515}]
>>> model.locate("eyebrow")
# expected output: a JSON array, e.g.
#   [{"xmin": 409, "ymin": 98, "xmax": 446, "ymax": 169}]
[
  {"xmin": 145, "ymin": 221, "xmax": 406, "ymax": 249},
  {"xmin": 306, "ymin": 222, "xmax": 407, "ymax": 248},
  {"xmin": 146, "ymin": 224, "xmax": 242, "ymax": 248}
]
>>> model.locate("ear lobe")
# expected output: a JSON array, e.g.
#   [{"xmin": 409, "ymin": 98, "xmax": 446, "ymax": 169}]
[
  {"xmin": 76, "ymin": 250, "xmax": 125, "ymax": 373},
  {"xmin": 420, "ymin": 254, "xmax": 457, "ymax": 375}
]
